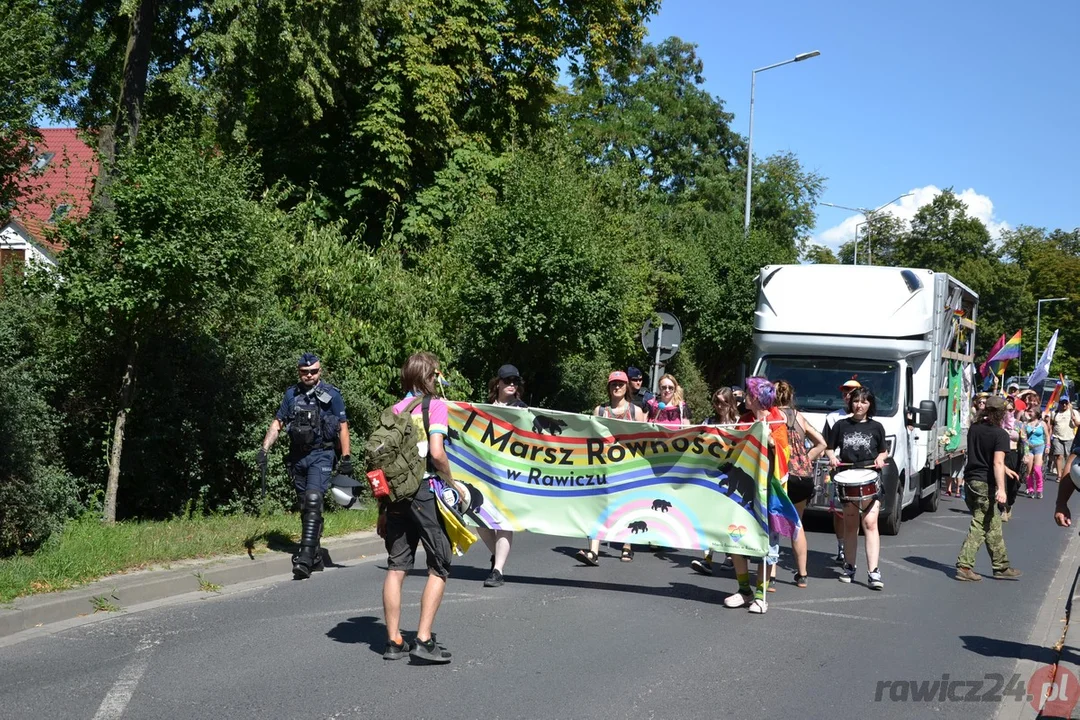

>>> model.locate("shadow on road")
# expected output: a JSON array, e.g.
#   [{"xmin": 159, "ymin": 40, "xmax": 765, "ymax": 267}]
[
  {"xmin": 326, "ymin": 615, "xmax": 387, "ymax": 655},
  {"xmin": 958, "ymin": 634, "xmax": 1075, "ymax": 666},
  {"xmin": 904, "ymin": 555, "xmax": 958, "ymax": 579}
]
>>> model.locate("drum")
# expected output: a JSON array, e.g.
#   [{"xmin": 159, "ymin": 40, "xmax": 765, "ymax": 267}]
[{"xmin": 833, "ymin": 468, "xmax": 880, "ymax": 504}]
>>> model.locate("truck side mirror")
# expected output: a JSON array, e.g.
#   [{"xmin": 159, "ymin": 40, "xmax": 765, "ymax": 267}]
[{"xmin": 916, "ymin": 400, "xmax": 938, "ymax": 431}]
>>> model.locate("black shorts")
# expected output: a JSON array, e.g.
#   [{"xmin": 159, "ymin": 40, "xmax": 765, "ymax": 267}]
[
  {"xmin": 384, "ymin": 483, "xmax": 452, "ymax": 579},
  {"xmin": 786, "ymin": 475, "xmax": 815, "ymax": 504}
]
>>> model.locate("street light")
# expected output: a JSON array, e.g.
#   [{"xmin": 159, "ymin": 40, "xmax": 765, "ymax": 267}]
[
  {"xmin": 1036, "ymin": 297, "xmax": 1068, "ymax": 375},
  {"xmin": 743, "ymin": 50, "xmax": 821, "ymax": 234},
  {"xmin": 820, "ymin": 192, "xmax": 913, "ymax": 264}
]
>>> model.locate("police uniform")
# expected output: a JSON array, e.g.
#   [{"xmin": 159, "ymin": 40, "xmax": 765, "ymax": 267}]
[{"xmin": 275, "ymin": 356, "xmax": 348, "ymax": 575}]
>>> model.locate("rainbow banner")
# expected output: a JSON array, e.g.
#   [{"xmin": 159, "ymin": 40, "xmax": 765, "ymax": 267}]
[{"xmin": 444, "ymin": 403, "xmax": 775, "ymax": 556}]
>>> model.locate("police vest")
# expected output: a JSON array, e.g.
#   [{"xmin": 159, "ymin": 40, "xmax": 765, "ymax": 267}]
[{"xmin": 287, "ymin": 384, "xmax": 341, "ymax": 452}]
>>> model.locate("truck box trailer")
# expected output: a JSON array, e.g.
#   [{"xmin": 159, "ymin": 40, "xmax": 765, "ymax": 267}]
[{"xmin": 751, "ymin": 265, "xmax": 978, "ymax": 535}]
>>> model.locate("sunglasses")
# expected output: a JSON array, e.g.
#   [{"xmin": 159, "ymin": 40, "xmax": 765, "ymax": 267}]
[
  {"xmin": 660, "ymin": 385, "xmax": 675, "ymax": 391},
  {"xmin": 609, "ymin": 381, "xmax": 627, "ymax": 387},
  {"xmin": 299, "ymin": 367, "xmax": 320, "ymax": 375},
  {"xmin": 502, "ymin": 377, "xmax": 521, "ymax": 386}
]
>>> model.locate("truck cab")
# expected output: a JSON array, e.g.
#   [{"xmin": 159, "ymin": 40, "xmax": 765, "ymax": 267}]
[{"xmin": 751, "ymin": 265, "xmax": 978, "ymax": 535}]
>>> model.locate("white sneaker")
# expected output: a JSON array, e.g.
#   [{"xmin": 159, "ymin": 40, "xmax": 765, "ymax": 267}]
[
  {"xmin": 868, "ymin": 569, "xmax": 884, "ymax": 590},
  {"xmin": 748, "ymin": 598, "xmax": 768, "ymax": 614},
  {"xmin": 839, "ymin": 563, "xmax": 856, "ymax": 583},
  {"xmin": 723, "ymin": 590, "xmax": 753, "ymax": 608}
]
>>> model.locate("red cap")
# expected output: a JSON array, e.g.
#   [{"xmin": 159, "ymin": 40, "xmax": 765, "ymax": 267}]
[{"xmin": 608, "ymin": 371, "xmax": 629, "ymax": 384}]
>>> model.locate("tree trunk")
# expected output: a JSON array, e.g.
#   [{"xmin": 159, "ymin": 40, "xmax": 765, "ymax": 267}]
[
  {"xmin": 103, "ymin": 341, "xmax": 138, "ymax": 524},
  {"xmin": 92, "ymin": 0, "xmax": 155, "ymax": 211}
]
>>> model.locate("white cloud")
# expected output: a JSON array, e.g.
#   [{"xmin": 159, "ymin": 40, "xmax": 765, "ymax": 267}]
[{"xmin": 812, "ymin": 185, "xmax": 1011, "ymax": 253}]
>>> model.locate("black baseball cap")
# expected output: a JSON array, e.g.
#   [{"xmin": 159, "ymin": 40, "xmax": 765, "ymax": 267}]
[
  {"xmin": 627, "ymin": 367, "xmax": 644, "ymax": 380},
  {"xmin": 497, "ymin": 364, "xmax": 520, "ymax": 380}
]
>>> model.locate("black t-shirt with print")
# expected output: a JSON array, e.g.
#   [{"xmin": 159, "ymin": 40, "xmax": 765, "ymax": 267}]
[
  {"xmin": 965, "ymin": 422, "xmax": 1010, "ymax": 484},
  {"xmin": 827, "ymin": 417, "xmax": 887, "ymax": 465}
]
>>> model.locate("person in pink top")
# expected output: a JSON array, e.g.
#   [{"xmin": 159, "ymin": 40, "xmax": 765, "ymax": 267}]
[{"xmin": 646, "ymin": 374, "xmax": 691, "ymax": 429}]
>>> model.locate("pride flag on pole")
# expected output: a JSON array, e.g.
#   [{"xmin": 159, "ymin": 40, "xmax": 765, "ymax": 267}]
[
  {"xmin": 988, "ymin": 329, "xmax": 1023, "ymax": 364},
  {"xmin": 1027, "ymin": 329, "xmax": 1059, "ymax": 388},
  {"xmin": 1045, "ymin": 374, "xmax": 1066, "ymax": 413},
  {"xmin": 979, "ymin": 333, "xmax": 1006, "ymax": 378}
]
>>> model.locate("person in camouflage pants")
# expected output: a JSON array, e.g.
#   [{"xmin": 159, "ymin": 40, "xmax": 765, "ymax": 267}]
[
  {"xmin": 956, "ymin": 396, "xmax": 1022, "ymax": 581},
  {"xmin": 957, "ymin": 480, "xmax": 1010, "ymax": 572}
]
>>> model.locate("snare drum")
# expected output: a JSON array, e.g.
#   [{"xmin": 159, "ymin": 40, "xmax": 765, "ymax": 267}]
[{"xmin": 833, "ymin": 468, "xmax": 880, "ymax": 504}]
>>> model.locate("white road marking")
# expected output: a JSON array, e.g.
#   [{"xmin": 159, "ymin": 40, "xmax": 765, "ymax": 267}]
[
  {"xmin": 923, "ymin": 520, "xmax": 967, "ymax": 534},
  {"xmin": 886, "ymin": 543, "xmax": 954, "ymax": 548},
  {"xmin": 91, "ymin": 635, "xmax": 158, "ymax": 720},
  {"xmin": 877, "ymin": 557, "xmax": 925, "ymax": 575},
  {"xmin": 771, "ymin": 606, "xmax": 902, "ymax": 624},
  {"xmin": 772, "ymin": 594, "xmax": 906, "ymax": 606}
]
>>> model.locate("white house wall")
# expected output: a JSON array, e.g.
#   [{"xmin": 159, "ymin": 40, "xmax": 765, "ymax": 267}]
[{"xmin": 0, "ymin": 223, "xmax": 57, "ymax": 269}]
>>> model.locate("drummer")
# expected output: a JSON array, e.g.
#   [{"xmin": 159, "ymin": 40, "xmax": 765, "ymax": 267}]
[
  {"xmin": 826, "ymin": 386, "xmax": 888, "ymax": 590},
  {"xmin": 823, "ymin": 379, "xmax": 862, "ymax": 565}
]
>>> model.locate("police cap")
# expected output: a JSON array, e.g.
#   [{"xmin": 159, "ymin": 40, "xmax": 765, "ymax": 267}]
[{"xmin": 298, "ymin": 352, "xmax": 320, "ymax": 367}]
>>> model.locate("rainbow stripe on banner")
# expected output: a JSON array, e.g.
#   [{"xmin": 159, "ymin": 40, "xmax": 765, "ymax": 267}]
[{"xmin": 444, "ymin": 403, "xmax": 782, "ymax": 556}]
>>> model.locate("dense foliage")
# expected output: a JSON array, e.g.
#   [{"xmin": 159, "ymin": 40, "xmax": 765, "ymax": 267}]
[{"xmin": 1, "ymin": 2, "xmax": 1074, "ymax": 551}]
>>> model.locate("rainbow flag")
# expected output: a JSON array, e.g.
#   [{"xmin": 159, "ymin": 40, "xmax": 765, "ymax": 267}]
[
  {"xmin": 1045, "ymin": 374, "xmax": 1066, "ymax": 412},
  {"xmin": 988, "ymin": 329, "xmax": 1022, "ymax": 363},
  {"xmin": 766, "ymin": 423, "xmax": 802, "ymax": 540},
  {"xmin": 979, "ymin": 333, "xmax": 1006, "ymax": 378}
]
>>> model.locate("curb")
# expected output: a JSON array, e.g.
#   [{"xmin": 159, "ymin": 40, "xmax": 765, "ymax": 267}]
[
  {"xmin": 996, "ymin": 527, "xmax": 1080, "ymax": 720},
  {"xmin": 0, "ymin": 531, "xmax": 386, "ymax": 639}
]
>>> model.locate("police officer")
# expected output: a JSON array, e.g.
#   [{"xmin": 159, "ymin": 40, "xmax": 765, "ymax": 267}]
[{"xmin": 259, "ymin": 353, "xmax": 352, "ymax": 579}]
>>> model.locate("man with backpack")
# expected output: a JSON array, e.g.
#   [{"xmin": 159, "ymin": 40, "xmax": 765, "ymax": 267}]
[
  {"xmin": 370, "ymin": 352, "xmax": 455, "ymax": 664},
  {"xmin": 259, "ymin": 353, "xmax": 351, "ymax": 579}
]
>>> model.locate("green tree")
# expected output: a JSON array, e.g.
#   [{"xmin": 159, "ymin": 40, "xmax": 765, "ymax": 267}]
[
  {"xmin": 0, "ymin": 1, "xmax": 61, "ymax": 216},
  {"xmin": 560, "ymin": 37, "xmax": 743, "ymax": 206},
  {"xmin": 803, "ymin": 244, "xmax": 838, "ymax": 264},
  {"xmin": 435, "ymin": 139, "xmax": 653, "ymax": 410},
  {"xmin": 57, "ymin": 124, "xmax": 269, "ymax": 522},
  {"xmin": 894, "ymin": 189, "xmax": 994, "ymax": 275}
]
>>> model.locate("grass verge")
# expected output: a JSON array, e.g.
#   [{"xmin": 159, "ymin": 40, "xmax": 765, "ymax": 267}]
[{"xmin": 0, "ymin": 504, "xmax": 377, "ymax": 604}]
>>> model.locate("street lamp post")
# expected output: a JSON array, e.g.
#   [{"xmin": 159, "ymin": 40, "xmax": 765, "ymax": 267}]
[
  {"xmin": 743, "ymin": 50, "xmax": 820, "ymax": 235},
  {"xmin": 1036, "ymin": 297, "xmax": 1068, "ymax": 374},
  {"xmin": 820, "ymin": 192, "xmax": 913, "ymax": 264}
]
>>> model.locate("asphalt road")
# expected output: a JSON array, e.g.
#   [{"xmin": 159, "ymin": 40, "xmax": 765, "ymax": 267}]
[{"xmin": 0, "ymin": 488, "xmax": 1072, "ymax": 720}]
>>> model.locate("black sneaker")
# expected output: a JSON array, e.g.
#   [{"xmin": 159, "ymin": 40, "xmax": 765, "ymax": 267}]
[
  {"xmin": 383, "ymin": 638, "xmax": 411, "ymax": 661},
  {"xmin": 484, "ymin": 569, "xmax": 505, "ymax": 588},
  {"xmin": 410, "ymin": 637, "xmax": 452, "ymax": 664}
]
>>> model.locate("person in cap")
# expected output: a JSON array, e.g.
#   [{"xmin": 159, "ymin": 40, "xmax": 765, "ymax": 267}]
[
  {"xmin": 627, "ymin": 367, "xmax": 654, "ymax": 414},
  {"xmin": 821, "ymin": 378, "xmax": 861, "ymax": 564},
  {"xmin": 955, "ymin": 396, "xmax": 1022, "ymax": 581},
  {"xmin": 486, "ymin": 364, "xmax": 527, "ymax": 409},
  {"xmin": 259, "ymin": 353, "xmax": 351, "ymax": 579},
  {"xmin": 477, "ymin": 364, "xmax": 527, "ymax": 588},
  {"xmin": 576, "ymin": 370, "xmax": 645, "ymax": 566}
]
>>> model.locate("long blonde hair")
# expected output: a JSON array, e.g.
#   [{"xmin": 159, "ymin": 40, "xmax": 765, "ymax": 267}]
[{"xmin": 657, "ymin": 374, "xmax": 685, "ymax": 406}]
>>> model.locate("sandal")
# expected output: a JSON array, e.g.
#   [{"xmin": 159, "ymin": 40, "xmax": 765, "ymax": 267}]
[
  {"xmin": 576, "ymin": 549, "xmax": 599, "ymax": 567},
  {"xmin": 621, "ymin": 547, "xmax": 634, "ymax": 562},
  {"xmin": 766, "ymin": 583, "xmax": 777, "ymax": 593}
]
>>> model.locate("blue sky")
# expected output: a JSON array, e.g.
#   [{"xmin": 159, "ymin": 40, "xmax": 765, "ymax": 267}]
[{"xmin": 644, "ymin": 0, "xmax": 1079, "ymax": 250}]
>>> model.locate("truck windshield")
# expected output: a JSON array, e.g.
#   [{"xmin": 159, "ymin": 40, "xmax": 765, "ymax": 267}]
[{"xmin": 756, "ymin": 357, "xmax": 900, "ymax": 417}]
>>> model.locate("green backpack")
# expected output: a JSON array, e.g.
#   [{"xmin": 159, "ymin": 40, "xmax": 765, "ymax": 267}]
[{"xmin": 365, "ymin": 396, "xmax": 430, "ymax": 503}]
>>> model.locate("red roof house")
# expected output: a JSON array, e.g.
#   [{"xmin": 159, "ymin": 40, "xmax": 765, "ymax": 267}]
[{"xmin": 0, "ymin": 129, "xmax": 98, "ymax": 270}]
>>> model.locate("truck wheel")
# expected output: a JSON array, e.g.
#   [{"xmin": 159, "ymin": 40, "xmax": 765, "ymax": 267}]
[
  {"xmin": 880, "ymin": 487, "xmax": 903, "ymax": 536},
  {"xmin": 920, "ymin": 481, "xmax": 940, "ymax": 513}
]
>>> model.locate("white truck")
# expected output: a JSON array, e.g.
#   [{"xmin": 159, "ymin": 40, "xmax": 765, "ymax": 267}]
[{"xmin": 751, "ymin": 265, "xmax": 978, "ymax": 535}]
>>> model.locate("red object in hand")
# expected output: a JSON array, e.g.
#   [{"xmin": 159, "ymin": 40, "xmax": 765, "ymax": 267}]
[{"xmin": 366, "ymin": 469, "xmax": 390, "ymax": 500}]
